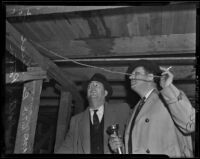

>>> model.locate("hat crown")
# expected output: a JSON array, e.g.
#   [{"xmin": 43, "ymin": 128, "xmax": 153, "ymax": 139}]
[{"xmin": 91, "ymin": 73, "xmax": 107, "ymax": 82}]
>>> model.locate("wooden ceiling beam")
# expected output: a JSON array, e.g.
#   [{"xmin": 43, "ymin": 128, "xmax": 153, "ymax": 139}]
[
  {"xmin": 34, "ymin": 33, "xmax": 195, "ymax": 59},
  {"xmin": 6, "ymin": 21, "xmax": 84, "ymax": 114},
  {"xmin": 55, "ymin": 56, "xmax": 196, "ymax": 67},
  {"xmin": 6, "ymin": 6, "xmax": 129, "ymax": 18}
]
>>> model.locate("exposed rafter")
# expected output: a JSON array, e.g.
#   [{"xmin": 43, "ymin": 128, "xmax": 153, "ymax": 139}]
[
  {"xmin": 6, "ymin": 6, "xmax": 129, "ymax": 18},
  {"xmin": 6, "ymin": 21, "xmax": 84, "ymax": 113}
]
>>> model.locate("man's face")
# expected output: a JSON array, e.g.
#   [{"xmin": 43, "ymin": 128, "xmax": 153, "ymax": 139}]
[
  {"xmin": 87, "ymin": 81, "xmax": 107, "ymax": 102},
  {"xmin": 129, "ymin": 66, "xmax": 151, "ymax": 91}
]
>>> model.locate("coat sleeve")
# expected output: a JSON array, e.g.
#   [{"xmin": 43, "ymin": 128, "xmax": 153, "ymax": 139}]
[
  {"xmin": 54, "ymin": 116, "xmax": 76, "ymax": 153},
  {"xmin": 160, "ymin": 84, "xmax": 195, "ymax": 134}
]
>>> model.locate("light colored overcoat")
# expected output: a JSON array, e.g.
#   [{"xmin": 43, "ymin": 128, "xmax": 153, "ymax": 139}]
[{"xmin": 125, "ymin": 84, "xmax": 195, "ymax": 157}]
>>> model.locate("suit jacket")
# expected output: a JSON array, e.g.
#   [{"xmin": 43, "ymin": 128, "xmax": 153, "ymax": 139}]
[
  {"xmin": 124, "ymin": 84, "xmax": 195, "ymax": 157},
  {"xmin": 55, "ymin": 102, "xmax": 130, "ymax": 154}
]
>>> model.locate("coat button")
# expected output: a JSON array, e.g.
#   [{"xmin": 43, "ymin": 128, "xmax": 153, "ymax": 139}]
[
  {"xmin": 146, "ymin": 149, "xmax": 150, "ymax": 153},
  {"xmin": 145, "ymin": 118, "xmax": 149, "ymax": 123}
]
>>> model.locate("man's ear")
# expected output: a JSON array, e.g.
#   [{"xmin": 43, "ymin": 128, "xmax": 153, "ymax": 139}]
[{"xmin": 105, "ymin": 90, "xmax": 108, "ymax": 96}]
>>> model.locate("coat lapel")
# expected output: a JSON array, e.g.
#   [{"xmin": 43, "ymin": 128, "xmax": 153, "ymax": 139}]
[
  {"xmin": 79, "ymin": 108, "xmax": 90, "ymax": 153},
  {"xmin": 136, "ymin": 90, "xmax": 158, "ymax": 119}
]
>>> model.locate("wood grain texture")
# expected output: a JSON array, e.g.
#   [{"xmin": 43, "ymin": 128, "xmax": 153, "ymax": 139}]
[
  {"xmin": 54, "ymin": 92, "xmax": 72, "ymax": 152},
  {"xmin": 14, "ymin": 80, "xmax": 43, "ymax": 153},
  {"xmin": 6, "ymin": 21, "xmax": 84, "ymax": 113}
]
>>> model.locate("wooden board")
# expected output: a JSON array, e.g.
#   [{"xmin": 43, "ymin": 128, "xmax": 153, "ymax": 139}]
[
  {"xmin": 6, "ymin": 6, "xmax": 128, "ymax": 17},
  {"xmin": 37, "ymin": 33, "xmax": 195, "ymax": 58},
  {"xmin": 6, "ymin": 21, "xmax": 84, "ymax": 113},
  {"xmin": 60, "ymin": 65, "xmax": 196, "ymax": 82},
  {"xmin": 54, "ymin": 92, "xmax": 72, "ymax": 152},
  {"xmin": 14, "ymin": 79, "xmax": 43, "ymax": 153},
  {"xmin": 6, "ymin": 69, "xmax": 46, "ymax": 84}
]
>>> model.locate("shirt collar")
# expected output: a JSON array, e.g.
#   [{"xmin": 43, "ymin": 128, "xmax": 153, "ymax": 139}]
[
  {"xmin": 144, "ymin": 89, "xmax": 154, "ymax": 101},
  {"xmin": 89, "ymin": 104, "xmax": 104, "ymax": 113}
]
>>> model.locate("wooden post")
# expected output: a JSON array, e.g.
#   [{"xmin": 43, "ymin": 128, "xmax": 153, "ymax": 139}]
[
  {"xmin": 54, "ymin": 91, "xmax": 72, "ymax": 152},
  {"xmin": 14, "ymin": 79, "xmax": 43, "ymax": 153}
]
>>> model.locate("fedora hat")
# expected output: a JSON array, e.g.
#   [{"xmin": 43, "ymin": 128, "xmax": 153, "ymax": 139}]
[{"xmin": 83, "ymin": 73, "xmax": 113, "ymax": 101}]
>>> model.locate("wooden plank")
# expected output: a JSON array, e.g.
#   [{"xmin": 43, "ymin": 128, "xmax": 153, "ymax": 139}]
[
  {"xmin": 12, "ymin": 22, "xmax": 41, "ymax": 42},
  {"xmin": 150, "ymin": 8, "xmax": 162, "ymax": 35},
  {"xmin": 138, "ymin": 13, "xmax": 151, "ymax": 36},
  {"xmin": 6, "ymin": 39, "xmax": 34, "ymax": 67},
  {"xmin": 6, "ymin": 21, "xmax": 84, "ymax": 113},
  {"xmin": 6, "ymin": 6, "xmax": 128, "ymax": 17},
  {"xmin": 37, "ymin": 33, "xmax": 195, "ymax": 58},
  {"xmin": 127, "ymin": 14, "xmax": 140, "ymax": 36},
  {"xmin": 111, "ymin": 33, "xmax": 195, "ymax": 55},
  {"xmin": 6, "ymin": 69, "xmax": 46, "ymax": 84},
  {"xmin": 54, "ymin": 92, "xmax": 72, "ymax": 152},
  {"xmin": 55, "ymin": 57, "xmax": 196, "ymax": 66},
  {"xmin": 60, "ymin": 65, "xmax": 196, "ymax": 82},
  {"xmin": 14, "ymin": 79, "xmax": 43, "ymax": 153}
]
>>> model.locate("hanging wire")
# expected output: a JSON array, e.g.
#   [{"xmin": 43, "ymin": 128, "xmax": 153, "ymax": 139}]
[
  {"xmin": 28, "ymin": 38, "xmax": 168, "ymax": 78},
  {"xmin": 15, "ymin": 7, "xmax": 170, "ymax": 78}
]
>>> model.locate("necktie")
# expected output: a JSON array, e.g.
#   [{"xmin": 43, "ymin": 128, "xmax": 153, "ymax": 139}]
[
  {"xmin": 128, "ymin": 97, "xmax": 146, "ymax": 154},
  {"xmin": 93, "ymin": 109, "xmax": 99, "ymax": 126}
]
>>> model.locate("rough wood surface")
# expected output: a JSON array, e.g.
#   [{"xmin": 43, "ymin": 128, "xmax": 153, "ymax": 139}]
[
  {"xmin": 6, "ymin": 21, "xmax": 84, "ymax": 113},
  {"xmin": 14, "ymin": 79, "xmax": 43, "ymax": 153},
  {"xmin": 54, "ymin": 92, "xmax": 72, "ymax": 152}
]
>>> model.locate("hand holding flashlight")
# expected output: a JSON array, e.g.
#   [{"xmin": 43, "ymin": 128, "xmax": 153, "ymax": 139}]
[{"xmin": 107, "ymin": 124, "xmax": 124, "ymax": 154}]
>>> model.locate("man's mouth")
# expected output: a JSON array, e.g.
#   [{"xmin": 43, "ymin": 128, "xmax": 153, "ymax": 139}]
[{"xmin": 90, "ymin": 91, "xmax": 97, "ymax": 97}]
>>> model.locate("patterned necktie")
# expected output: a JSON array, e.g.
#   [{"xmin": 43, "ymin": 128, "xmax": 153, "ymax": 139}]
[
  {"xmin": 128, "ymin": 97, "xmax": 146, "ymax": 154},
  {"xmin": 93, "ymin": 109, "xmax": 99, "ymax": 126}
]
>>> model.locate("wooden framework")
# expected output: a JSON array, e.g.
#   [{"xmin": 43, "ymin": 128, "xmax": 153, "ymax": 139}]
[
  {"xmin": 6, "ymin": 69, "xmax": 46, "ymax": 84},
  {"xmin": 54, "ymin": 91, "xmax": 72, "ymax": 152},
  {"xmin": 14, "ymin": 78, "xmax": 43, "ymax": 153},
  {"xmin": 6, "ymin": 20, "xmax": 84, "ymax": 113}
]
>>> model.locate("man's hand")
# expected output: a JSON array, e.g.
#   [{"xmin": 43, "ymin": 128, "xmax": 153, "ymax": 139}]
[
  {"xmin": 108, "ymin": 134, "xmax": 124, "ymax": 153},
  {"xmin": 159, "ymin": 66, "xmax": 174, "ymax": 88}
]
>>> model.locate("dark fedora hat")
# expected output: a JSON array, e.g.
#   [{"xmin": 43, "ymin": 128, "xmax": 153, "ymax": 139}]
[{"xmin": 83, "ymin": 73, "xmax": 113, "ymax": 101}]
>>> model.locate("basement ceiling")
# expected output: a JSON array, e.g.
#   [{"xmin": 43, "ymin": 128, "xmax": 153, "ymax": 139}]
[
  {"xmin": 6, "ymin": 4, "xmax": 196, "ymax": 60},
  {"xmin": 5, "ymin": 4, "xmax": 197, "ymax": 111}
]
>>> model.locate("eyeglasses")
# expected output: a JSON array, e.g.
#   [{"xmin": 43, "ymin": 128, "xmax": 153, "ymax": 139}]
[{"xmin": 129, "ymin": 72, "xmax": 161, "ymax": 78}]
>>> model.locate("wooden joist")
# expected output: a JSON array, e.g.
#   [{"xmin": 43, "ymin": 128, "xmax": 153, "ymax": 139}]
[
  {"xmin": 6, "ymin": 6, "xmax": 128, "ymax": 18},
  {"xmin": 60, "ymin": 65, "xmax": 196, "ymax": 82},
  {"xmin": 14, "ymin": 79, "xmax": 43, "ymax": 153},
  {"xmin": 55, "ymin": 57, "xmax": 196, "ymax": 66},
  {"xmin": 6, "ymin": 21, "xmax": 84, "ymax": 113},
  {"xmin": 54, "ymin": 91, "xmax": 72, "ymax": 152},
  {"xmin": 36, "ymin": 33, "xmax": 195, "ymax": 58},
  {"xmin": 6, "ymin": 69, "xmax": 46, "ymax": 84}
]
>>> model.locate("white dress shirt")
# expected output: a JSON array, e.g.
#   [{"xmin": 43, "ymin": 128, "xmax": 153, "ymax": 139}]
[{"xmin": 89, "ymin": 105, "xmax": 104, "ymax": 124}]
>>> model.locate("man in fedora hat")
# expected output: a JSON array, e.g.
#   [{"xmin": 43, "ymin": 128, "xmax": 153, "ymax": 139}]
[{"xmin": 55, "ymin": 73, "xmax": 130, "ymax": 154}]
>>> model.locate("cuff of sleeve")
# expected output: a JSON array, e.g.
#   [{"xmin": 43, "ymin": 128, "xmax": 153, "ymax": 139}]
[{"xmin": 160, "ymin": 84, "xmax": 180, "ymax": 103}]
